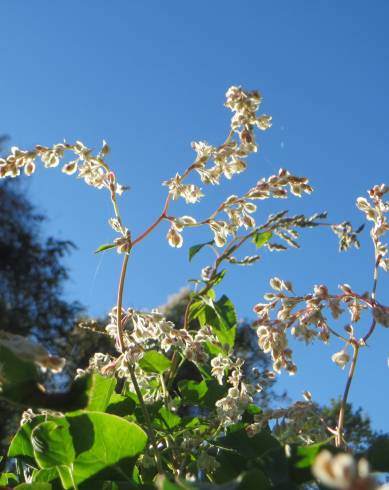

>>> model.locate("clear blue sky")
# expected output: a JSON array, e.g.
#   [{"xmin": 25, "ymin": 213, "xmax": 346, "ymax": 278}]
[{"xmin": 1, "ymin": 1, "xmax": 388, "ymax": 431}]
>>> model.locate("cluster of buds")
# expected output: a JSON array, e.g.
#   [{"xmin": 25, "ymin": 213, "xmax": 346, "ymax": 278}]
[
  {"xmin": 211, "ymin": 356, "xmax": 257, "ymax": 426},
  {"xmin": 225, "ymin": 86, "xmax": 272, "ymax": 142},
  {"xmin": 161, "ymin": 88, "xmax": 323, "ymax": 253},
  {"xmin": 246, "ymin": 401, "xmax": 321, "ymax": 443},
  {"xmin": 357, "ymin": 184, "xmax": 389, "ymax": 271},
  {"xmin": 76, "ymin": 352, "xmax": 115, "ymax": 379},
  {"xmin": 253, "ymin": 276, "xmax": 389, "ymax": 373},
  {"xmin": 246, "ymin": 168, "xmax": 313, "ymax": 200},
  {"xmin": 164, "ymin": 167, "xmax": 317, "ymax": 250},
  {"xmin": 202, "ymin": 169, "xmax": 313, "ymax": 249},
  {"xmin": 0, "ymin": 140, "xmax": 127, "ymax": 196},
  {"xmin": 227, "ymin": 254, "xmax": 260, "ymax": 266},
  {"xmin": 166, "ymin": 215, "xmax": 197, "ymax": 248},
  {"xmin": 103, "ymin": 307, "xmax": 219, "ymax": 380},
  {"xmin": 313, "ymin": 450, "xmax": 389, "ymax": 489},
  {"xmin": 163, "ymin": 173, "xmax": 204, "ymax": 204},
  {"xmin": 331, "ymin": 221, "xmax": 364, "ymax": 252},
  {"xmin": 162, "ymin": 87, "xmax": 272, "ymax": 234}
]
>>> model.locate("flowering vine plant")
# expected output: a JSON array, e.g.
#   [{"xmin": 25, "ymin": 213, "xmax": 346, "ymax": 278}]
[{"xmin": 0, "ymin": 86, "xmax": 388, "ymax": 490}]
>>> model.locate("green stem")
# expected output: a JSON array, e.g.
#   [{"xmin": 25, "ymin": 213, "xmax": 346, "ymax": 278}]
[
  {"xmin": 69, "ymin": 465, "xmax": 79, "ymax": 490},
  {"xmin": 336, "ymin": 343, "xmax": 360, "ymax": 448},
  {"xmin": 116, "ymin": 253, "xmax": 129, "ymax": 353},
  {"xmin": 128, "ymin": 364, "xmax": 164, "ymax": 474}
]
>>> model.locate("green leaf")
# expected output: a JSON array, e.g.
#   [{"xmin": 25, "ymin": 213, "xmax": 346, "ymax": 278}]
[
  {"xmin": 367, "ymin": 435, "xmax": 389, "ymax": 473},
  {"xmin": 188, "ymin": 299, "xmax": 206, "ymax": 322},
  {"xmin": 215, "ymin": 295, "xmax": 237, "ymax": 329},
  {"xmin": 139, "ymin": 350, "xmax": 172, "ymax": 374},
  {"xmin": 208, "ymin": 269, "xmax": 227, "ymax": 287},
  {"xmin": 85, "ymin": 373, "xmax": 117, "ymax": 412},
  {"xmin": 0, "ymin": 472, "xmax": 18, "ymax": 486},
  {"xmin": 217, "ymin": 425, "xmax": 281, "ymax": 460},
  {"xmin": 293, "ymin": 443, "xmax": 324, "ymax": 469},
  {"xmin": 216, "ymin": 426, "xmax": 291, "ymax": 486},
  {"xmin": 212, "ymin": 295, "xmax": 237, "ymax": 350},
  {"xmin": 32, "ymin": 468, "xmax": 60, "ymax": 484},
  {"xmin": 0, "ymin": 344, "xmax": 42, "ymax": 406},
  {"xmin": 242, "ymin": 404, "xmax": 262, "ymax": 424},
  {"xmin": 153, "ymin": 406, "xmax": 182, "ymax": 430},
  {"xmin": 32, "ymin": 419, "xmax": 75, "ymax": 468},
  {"xmin": 8, "ymin": 416, "xmax": 48, "ymax": 464},
  {"xmin": 106, "ymin": 394, "xmax": 136, "ymax": 417},
  {"xmin": 252, "ymin": 231, "xmax": 272, "ymax": 249},
  {"xmin": 0, "ymin": 344, "xmax": 39, "ymax": 385},
  {"xmin": 31, "ymin": 412, "xmax": 147, "ymax": 489},
  {"xmin": 178, "ymin": 380, "xmax": 208, "ymax": 404},
  {"xmin": 2, "ymin": 366, "xmax": 113, "ymax": 412},
  {"xmin": 201, "ymin": 379, "xmax": 227, "ymax": 408},
  {"xmin": 191, "ymin": 294, "xmax": 237, "ymax": 351},
  {"xmin": 286, "ymin": 441, "xmax": 330, "ymax": 485},
  {"xmin": 94, "ymin": 243, "xmax": 117, "ymax": 254},
  {"xmin": 212, "ymin": 449, "xmax": 247, "ymax": 483},
  {"xmin": 15, "ymin": 484, "xmax": 52, "ymax": 490},
  {"xmin": 69, "ymin": 412, "xmax": 147, "ymax": 487},
  {"xmin": 188, "ymin": 241, "xmax": 213, "ymax": 261}
]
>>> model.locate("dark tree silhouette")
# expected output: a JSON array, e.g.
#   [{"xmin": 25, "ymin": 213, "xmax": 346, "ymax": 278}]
[{"xmin": 0, "ymin": 137, "xmax": 82, "ymax": 456}]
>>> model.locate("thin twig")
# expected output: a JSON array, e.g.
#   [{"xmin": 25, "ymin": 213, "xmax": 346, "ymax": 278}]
[
  {"xmin": 116, "ymin": 253, "xmax": 129, "ymax": 353},
  {"xmin": 336, "ymin": 343, "xmax": 360, "ymax": 448},
  {"xmin": 128, "ymin": 364, "xmax": 164, "ymax": 474},
  {"xmin": 362, "ymin": 319, "xmax": 377, "ymax": 344},
  {"xmin": 132, "ymin": 195, "xmax": 171, "ymax": 247}
]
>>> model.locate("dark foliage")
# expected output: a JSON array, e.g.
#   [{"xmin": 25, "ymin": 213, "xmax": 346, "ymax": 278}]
[{"xmin": 0, "ymin": 135, "xmax": 83, "ymax": 458}]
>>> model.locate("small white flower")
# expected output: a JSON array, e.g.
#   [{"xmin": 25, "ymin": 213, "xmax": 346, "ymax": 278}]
[
  {"xmin": 331, "ymin": 350, "xmax": 350, "ymax": 369},
  {"xmin": 62, "ymin": 160, "xmax": 78, "ymax": 175},
  {"xmin": 166, "ymin": 226, "xmax": 183, "ymax": 248}
]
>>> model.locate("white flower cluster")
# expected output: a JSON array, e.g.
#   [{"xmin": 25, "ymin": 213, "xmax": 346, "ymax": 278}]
[
  {"xmin": 163, "ymin": 173, "xmax": 205, "ymax": 204},
  {"xmin": 162, "ymin": 86, "xmax": 275, "ymax": 248},
  {"xmin": 357, "ymin": 184, "xmax": 389, "ymax": 272},
  {"xmin": 252, "ymin": 272, "xmax": 388, "ymax": 374},
  {"xmin": 161, "ymin": 86, "xmax": 315, "ymax": 251},
  {"xmin": 76, "ymin": 352, "xmax": 115, "ymax": 379},
  {"xmin": 0, "ymin": 140, "xmax": 126, "ymax": 195},
  {"xmin": 166, "ymin": 216, "xmax": 197, "ymax": 248},
  {"xmin": 331, "ymin": 221, "xmax": 362, "ymax": 252},
  {"xmin": 106, "ymin": 307, "xmax": 218, "ymax": 361},
  {"xmin": 225, "ymin": 86, "xmax": 272, "ymax": 139},
  {"xmin": 165, "ymin": 86, "xmax": 271, "ymax": 195},
  {"xmin": 209, "ymin": 169, "xmax": 313, "ymax": 248},
  {"xmin": 211, "ymin": 356, "xmax": 256, "ymax": 426},
  {"xmin": 246, "ymin": 168, "xmax": 313, "ymax": 200},
  {"xmin": 313, "ymin": 450, "xmax": 389, "ymax": 489},
  {"xmin": 77, "ymin": 307, "xmax": 219, "ymax": 402},
  {"xmin": 256, "ymin": 323, "xmax": 296, "ymax": 375},
  {"xmin": 246, "ymin": 401, "xmax": 318, "ymax": 441}
]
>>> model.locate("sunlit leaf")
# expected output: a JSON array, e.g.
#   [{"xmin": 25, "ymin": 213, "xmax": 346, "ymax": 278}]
[
  {"xmin": 94, "ymin": 243, "xmax": 117, "ymax": 254},
  {"xmin": 139, "ymin": 350, "xmax": 172, "ymax": 374},
  {"xmin": 252, "ymin": 231, "xmax": 272, "ymax": 249},
  {"xmin": 188, "ymin": 241, "xmax": 214, "ymax": 261}
]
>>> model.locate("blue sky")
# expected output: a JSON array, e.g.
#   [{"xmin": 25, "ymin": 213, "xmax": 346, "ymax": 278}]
[{"xmin": 1, "ymin": 1, "xmax": 388, "ymax": 430}]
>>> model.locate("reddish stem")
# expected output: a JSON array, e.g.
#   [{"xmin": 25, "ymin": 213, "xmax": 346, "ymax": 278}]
[{"xmin": 132, "ymin": 195, "xmax": 171, "ymax": 247}]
